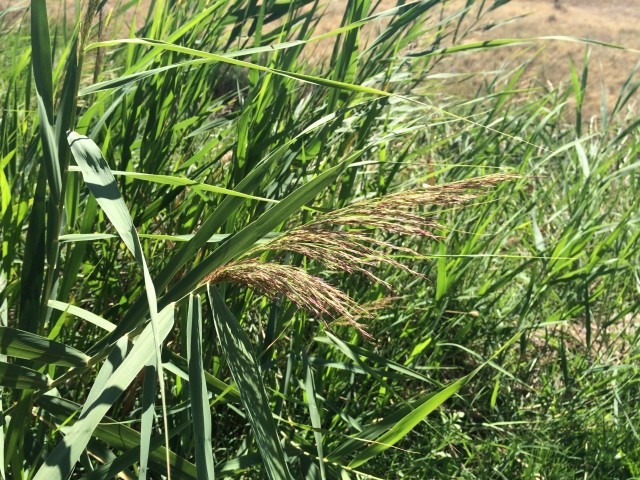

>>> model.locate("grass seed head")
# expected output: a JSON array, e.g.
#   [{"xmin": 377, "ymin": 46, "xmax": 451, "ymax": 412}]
[
  {"xmin": 204, "ymin": 261, "xmax": 371, "ymax": 337},
  {"xmin": 205, "ymin": 175, "xmax": 514, "ymax": 337}
]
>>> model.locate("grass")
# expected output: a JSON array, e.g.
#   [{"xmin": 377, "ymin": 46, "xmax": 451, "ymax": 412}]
[{"xmin": 0, "ymin": 0, "xmax": 639, "ymax": 478}]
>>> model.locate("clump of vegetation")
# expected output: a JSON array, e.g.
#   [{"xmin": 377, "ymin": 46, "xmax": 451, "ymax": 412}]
[{"xmin": 0, "ymin": 0, "xmax": 638, "ymax": 479}]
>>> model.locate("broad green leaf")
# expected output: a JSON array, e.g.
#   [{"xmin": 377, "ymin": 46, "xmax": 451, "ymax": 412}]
[
  {"xmin": 67, "ymin": 130, "xmax": 170, "ymax": 470},
  {"xmin": 82, "ymin": 336, "xmax": 129, "ymax": 418},
  {"xmin": 67, "ymin": 132, "xmax": 142, "ymax": 259}
]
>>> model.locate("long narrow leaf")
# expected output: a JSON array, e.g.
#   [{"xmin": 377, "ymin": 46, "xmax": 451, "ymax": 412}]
[
  {"xmin": 67, "ymin": 130, "xmax": 171, "ymax": 470},
  {"xmin": 67, "ymin": 167, "xmax": 280, "ymax": 204},
  {"xmin": 302, "ymin": 352, "xmax": 326, "ymax": 479},
  {"xmin": 37, "ymin": 395, "xmax": 197, "ymax": 479},
  {"xmin": 0, "ymin": 327, "xmax": 89, "ymax": 367},
  {"xmin": 33, "ymin": 304, "xmax": 175, "ymax": 480},
  {"xmin": 0, "ymin": 361, "xmax": 50, "ymax": 390},
  {"xmin": 187, "ymin": 294, "xmax": 215, "ymax": 479},
  {"xmin": 207, "ymin": 285, "xmax": 291, "ymax": 480},
  {"xmin": 139, "ymin": 359, "xmax": 156, "ymax": 480},
  {"xmin": 47, "ymin": 300, "xmax": 117, "ymax": 333},
  {"xmin": 347, "ymin": 375, "xmax": 470, "ymax": 469}
]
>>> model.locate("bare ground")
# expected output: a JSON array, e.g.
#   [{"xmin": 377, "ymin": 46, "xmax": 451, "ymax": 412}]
[
  {"xmin": 2, "ymin": 0, "xmax": 639, "ymax": 117},
  {"xmin": 445, "ymin": 0, "xmax": 640, "ymax": 118}
]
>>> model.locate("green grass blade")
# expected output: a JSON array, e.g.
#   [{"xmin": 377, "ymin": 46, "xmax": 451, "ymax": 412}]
[
  {"xmin": 30, "ymin": 2, "xmax": 66, "ymax": 334},
  {"xmin": 18, "ymin": 169, "xmax": 46, "ymax": 333},
  {"xmin": 67, "ymin": 130, "xmax": 171, "ymax": 470},
  {"xmin": 435, "ymin": 242, "xmax": 447, "ymax": 300},
  {"xmin": 0, "ymin": 361, "xmax": 50, "ymax": 389},
  {"xmin": 575, "ymin": 140, "xmax": 590, "ymax": 179},
  {"xmin": 36, "ymin": 395, "xmax": 197, "ymax": 479},
  {"xmin": 82, "ymin": 336, "xmax": 129, "ymax": 417},
  {"xmin": 30, "ymin": 0, "xmax": 54, "ymax": 122},
  {"xmin": 79, "ymin": 0, "xmax": 430, "ymax": 95},
  {"xmin": 67, "ymin": 168, "xmax": 280, "ymax": 205},
  {"xmin": 47, "ymin": 300, "xmax": 117, "ymax": 332},
  {"xmin": 139, "ymin": 360, "xmax": 156, "ymax": 480},
  {"xmin": 302, "ymin": 351, "xmax": 326, "ymax": 479},
  {"xmin": 57, "ymin": 232, "xmax": 279, "ymax": 244},
  {"xmin": 347, "ymin": 375, "xmax": 470, "ymax": 469},
  {"xmin": 207, "ymin": 285, "xmax": 292, "ymax": 480},
  {"xmin": 33, "ymin": 304, "xmax": 175, "ymax": 480},
  {"xmin": 57, "ymin": 194, "xmax": 98, "ymax": 302},
  {"xmin": 0, "ymin": 272, "xmax": 5, "ymax": 480},
  {"xmin": 163, "ymin": 351, "xmax": 241, "ymax": 404},
  {"xmin": 66, "ymin": 132, "xmax": 144, "ymax": 260},
  {"xmin": 0, "ymin": 327, "xmax": 89, "ymax": 367},
  {"xmin": 86, "ymin": 38, "xmax": 392, "ymax": 97},
  {"xmin": 35, "ymin": 95, "xmax": 61, "ymax": 202},
  {"xmin": 77, "ymin": 424, "xmax": 192, "ymax": 480},
  {"xmin": 187, "ymin": 294, "xmax": 216, "ymax": 480}
]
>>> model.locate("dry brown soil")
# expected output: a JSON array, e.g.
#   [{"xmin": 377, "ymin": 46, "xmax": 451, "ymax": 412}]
[
  {"xmin": 3, "ymin": 0, "xmax": 639, "ymax": 117},
  {"xmin": 280, "ymin": 0, "xmax": 640, "ymax": 117},
  {"xmin": 443, "ymin": 0, "xmax": 640, "ymax": 118}
]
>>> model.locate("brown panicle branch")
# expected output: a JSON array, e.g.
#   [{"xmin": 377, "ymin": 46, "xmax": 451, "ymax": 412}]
[
  {"xmin": 204, "ymin": 174, "xmax": 514, "ymax": 336},
  {"xmin": 204, "ymin": 261, "xmax": 372, "ymax": 337}
]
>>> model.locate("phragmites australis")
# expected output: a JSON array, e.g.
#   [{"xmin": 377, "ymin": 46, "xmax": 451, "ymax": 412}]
[{"xmin": 204, "ymin": 174, "xmax": 515, "ymax": 336}]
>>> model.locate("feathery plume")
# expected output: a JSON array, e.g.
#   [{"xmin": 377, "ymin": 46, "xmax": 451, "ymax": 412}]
[{"xmin": 204, "ymin": 175, "xmax": 515, "ymax": 336}]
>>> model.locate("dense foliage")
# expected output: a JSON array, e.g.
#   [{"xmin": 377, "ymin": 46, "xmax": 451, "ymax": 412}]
[{"xmin": 1, "ymin": 0, "xmax": 639, "ymax": 478}]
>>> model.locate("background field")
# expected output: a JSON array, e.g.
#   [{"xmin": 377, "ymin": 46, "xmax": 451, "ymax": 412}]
[
  {"xmin": 1, "ymin": 1, "xmax": 639, "ymax": 479},
  {"xmin": 6, "ymin": 0, "xmax": 639, "ymax": 115}
]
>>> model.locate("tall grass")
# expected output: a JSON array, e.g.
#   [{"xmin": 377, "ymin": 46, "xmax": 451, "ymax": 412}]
[{"xmin": 1, "ymin": 0, "xmax": 639, "ymax": 478}]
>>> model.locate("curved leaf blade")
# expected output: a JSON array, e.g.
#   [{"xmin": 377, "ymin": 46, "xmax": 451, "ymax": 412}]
[
  {"xmin": 0, "ymin": 361, "xmax": 50, "ymax": 390},
  {"xmin": 33, "ymin": 304, "xmax": 175, "ymax": 480},
  {"xmin": 0, "ymin": 327, "xmax": 89, "ymax": 367},
  {"xmin": 347, "ymin": 375, "xmax": 469, "ymax": 469}
]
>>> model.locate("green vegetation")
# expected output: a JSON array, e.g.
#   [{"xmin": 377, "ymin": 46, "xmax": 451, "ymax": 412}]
[{"xmin": 1, "ymin": 0, "xmax": 639, "ymax": 478}]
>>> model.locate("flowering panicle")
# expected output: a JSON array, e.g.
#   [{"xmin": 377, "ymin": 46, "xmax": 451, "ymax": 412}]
[{"xmin": 204, "ymin": 175, "xmax": 514, "ymax": 336}]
